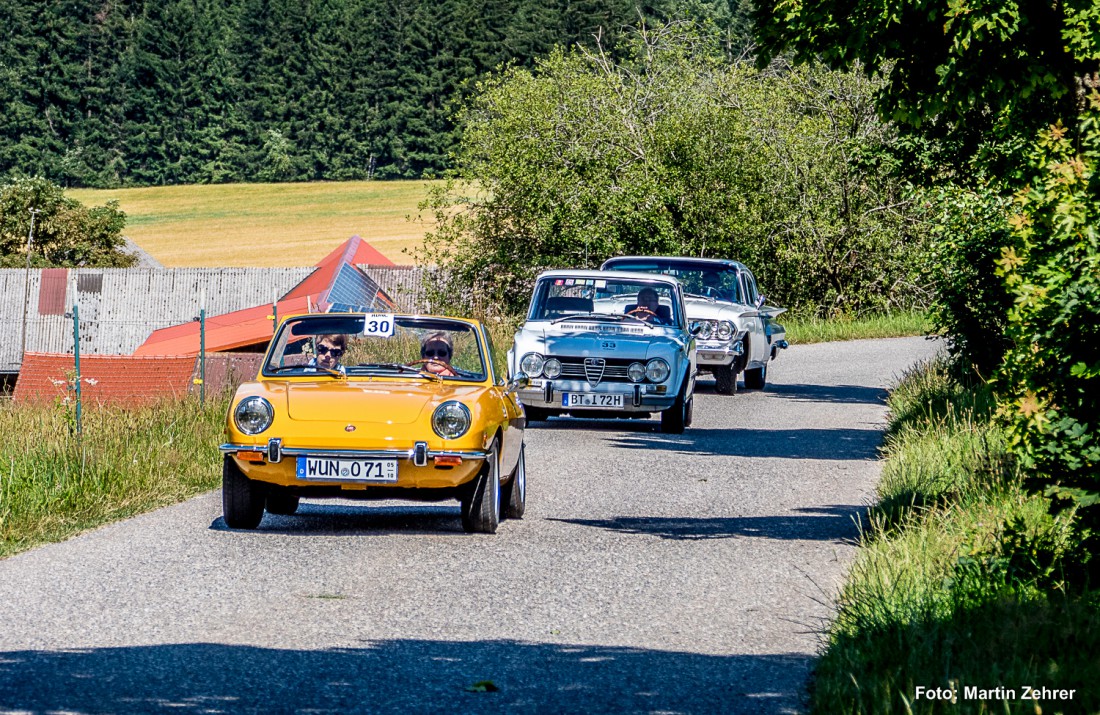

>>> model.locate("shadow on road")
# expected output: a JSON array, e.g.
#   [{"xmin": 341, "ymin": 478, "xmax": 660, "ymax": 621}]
[
  {"xmin": 549, "ymin": 506, "xmax": 864, "ymax": 543},
  {"xmin": 764, "ymin": 383, "xmax": 888, "ymax": 405},
  {"xmin": 606, "ymin": 427, "xmax": 882, "ymax": 460},
  {"xmin": 210, "ymin": 503, "xmax": 470, "ymax": 535},
  {"xmin": 0, "ymin": 640, "xmax": 810, "ymax": 714}
]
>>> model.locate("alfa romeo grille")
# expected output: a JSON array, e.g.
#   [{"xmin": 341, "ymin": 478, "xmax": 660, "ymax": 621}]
[
  {"xmin": 584, "ymin": 358, "xmax": 606, "ymax": 385},
  {"xmin": 556, "ymin": 357, "xmax": 636, "ymax": 383}
]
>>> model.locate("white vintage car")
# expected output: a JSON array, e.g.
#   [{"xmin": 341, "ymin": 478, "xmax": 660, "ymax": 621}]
[
  {"xmin": 508, "ymin": 270, "xmax": 697, "ymax": 433},
  {"xmin": 601, "ymin": 257, "xmax": 787, "ymax": 393}
]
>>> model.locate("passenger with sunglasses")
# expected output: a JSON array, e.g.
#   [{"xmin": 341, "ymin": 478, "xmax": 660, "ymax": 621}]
[{"xmin": 309, "ymin": 334, "xmax": 347, "ymax": 374}]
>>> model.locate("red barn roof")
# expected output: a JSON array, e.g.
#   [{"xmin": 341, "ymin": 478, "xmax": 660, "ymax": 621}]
[
  {"xmin": 133, "ymin": 237, "xmax": 396, "ymax": 357},
  {"xmin": 134, "ymin": 296, "xmax": 313, "ymax": 356}
]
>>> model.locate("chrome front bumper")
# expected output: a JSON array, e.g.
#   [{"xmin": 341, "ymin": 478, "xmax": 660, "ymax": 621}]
[
  {"xmin": 695, "ymin": 339, "xmax": 744, "ymax": 367},
  {"xmin": 517, "ymin": 379, "xmax": 676, "ymax": 412},
  {"xmin": 220, "ymin": 442, "xmax": 487, "ymax": 467}
]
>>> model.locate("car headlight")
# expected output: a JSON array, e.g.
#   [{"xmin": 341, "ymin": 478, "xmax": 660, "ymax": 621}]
[
  {"xmin": 645, "ymin": 358, "xmax": 671, "ymax": 383},
  {"xmin": 520, "ymin": 352, "xmax": 545, "ymax": 377},
  {"xmin": 697, "ymin": 320, "xmax": 714, "ymax": 339},
  {"xmin": 717, "ymin": 320, "xmax": 734, "ymax": 340},
  {"xmin": 432, "ymin": 401, "xmax": 472, "ymax": 440},
  {"xmin": 542, "ymin": 357, "xmax": 562, "ymax": 379},
  {"xmin": 627, "ymin": 362, "xmax": 647, "ymax": 383},
  {"xmin": 234, "ymin": 396, "xmax": 274, "ymax": 435}
]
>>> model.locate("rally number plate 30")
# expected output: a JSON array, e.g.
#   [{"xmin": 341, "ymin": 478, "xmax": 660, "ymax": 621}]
[{"xmin": 296, "ymin": 457, "xmax": 398, "ymax": 483}]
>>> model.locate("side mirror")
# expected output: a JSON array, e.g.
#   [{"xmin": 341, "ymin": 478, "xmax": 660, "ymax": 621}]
[
  {"xmin": 506, "ymin": 372, "xmax": 530, "ymax": 395},
  {"xmin": 689, "ymin": 321, "xmax": 703, "ymax": 336},
  {"xmin": 755, "ymin": 294, "xmax": 766, "ymax": 309}
]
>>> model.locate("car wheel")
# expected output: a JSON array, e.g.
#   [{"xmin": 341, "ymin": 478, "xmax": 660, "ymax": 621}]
[
  {"xmin": 744, "ymin": 363, "xmax": 768, "ymax": 389},
  {"xmin": 684, "ymin": 395, "xmax": 694, "ymax": 428},
  {"xmin": 266, "ymin": 488, "xmax": 300, "ymax": 515},
  {"xmin": 713, "ymin": 364, "xmax": 737, "ymax": 395},
  {"xmin": 524, "ymin": 406, "xmax": 550, "ymax": 422},
  {"xmin": 501, "ymin": 443, "xmax": 527, "ymax": 519},
  {"xmin": 222, "ymin": 455, "xmax": 265, "ymax": 529},
  {"xmin": 660, "ymin": 381, "xmax": 689, "ymax": 435},
  {"xmin": 461, "ymin": 441, "xmax": 501, "ymax": 533}
]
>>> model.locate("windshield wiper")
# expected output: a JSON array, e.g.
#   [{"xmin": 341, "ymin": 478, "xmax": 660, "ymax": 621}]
[
  {"xmin": 358, "ymin": 362, "xmax": 423, "ymax": 374},
  {"xmin": 684, "ymin": 292, "xmax": 715, "ymax": 301},
  {"xmin": 267, "ymin": 364, "xmax": 346, "ymax": 379},
  {"xmin": 357, "ymin": 363, "xmax": 443, "ymax": 381}
]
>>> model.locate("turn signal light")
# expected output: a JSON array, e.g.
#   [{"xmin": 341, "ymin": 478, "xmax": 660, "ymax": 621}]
[
  {"xmin": 434, "ymin": 455, "xmax": 463, "ymax": 466},
  {"xmin": 236, "ymin": 451, "xmax": 264, "ymax": 463}
]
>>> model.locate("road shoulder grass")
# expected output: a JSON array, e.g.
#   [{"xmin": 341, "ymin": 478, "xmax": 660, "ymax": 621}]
[
  {"xmin": 810, "ymin": 358, "xmax": 1099, "ymax": 713},
  {"xmin": 0, "ymin": 397, "xmax": 227, "ymax": 559},
  {"xmin": 783, "ymin": 309, "xmax": 929, "ymax": 344}
]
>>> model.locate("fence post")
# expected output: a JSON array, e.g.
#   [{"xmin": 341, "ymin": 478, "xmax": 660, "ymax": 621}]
[
  {"xmin": 72, "ymin": 300, "xmax": 83, "ymax": 438},
  {"xmin": 199, "ymin": 288, "xmax": 206, "ymax": 405}
]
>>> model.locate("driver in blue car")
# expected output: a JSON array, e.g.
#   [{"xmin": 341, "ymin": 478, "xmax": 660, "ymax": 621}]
[{"xmin": 627, "ymin": 287, "xmax": 667, "ymax": 324}]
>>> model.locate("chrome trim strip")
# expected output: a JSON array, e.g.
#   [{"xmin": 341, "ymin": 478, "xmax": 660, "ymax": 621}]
[{"xmin": 220, "ymin": 444, "xmax": 487, "ymax": 461}]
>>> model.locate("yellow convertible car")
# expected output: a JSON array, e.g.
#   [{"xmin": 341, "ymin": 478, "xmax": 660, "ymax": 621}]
[{"xmin": 219, "ymin": 313, "xmax": 528, "ymax": 533}]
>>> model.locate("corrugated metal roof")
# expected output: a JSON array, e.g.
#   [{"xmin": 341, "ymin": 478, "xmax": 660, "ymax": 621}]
[
  {"xmin": 359, "ymin": 265, "xmax": 434, "ymax": 313},
  {"xmin": 0, "ymin": 267, "xmax": 314, "ymax": 372}
]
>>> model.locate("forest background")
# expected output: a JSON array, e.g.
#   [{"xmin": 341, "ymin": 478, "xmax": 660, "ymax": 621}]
[{"xmin": 0, "ymin": 0, "xmax": 751, "ymax": 186}]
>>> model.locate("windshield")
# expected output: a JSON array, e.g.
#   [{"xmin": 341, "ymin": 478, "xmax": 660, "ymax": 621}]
[
  {"xmin": 263, "ymin": 314, "xmax": 486, "ymax": 381},
  {"xmin": 603, "ymin": 261, "xmax": 742, "ymax": 303},
  {"xmin": 529, "ymin": 276, "xmax": 681, "ymax": 326}
]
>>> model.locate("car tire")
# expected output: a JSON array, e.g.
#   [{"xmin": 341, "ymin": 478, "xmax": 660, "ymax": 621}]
[
  {"xmin": 222, "ymin": 455, "xmax": 265, "ymax": 529},
  {"xmin": 524, "ymin": 406, "xmax": 550, "ymax": 422},
  {"xmin": 744, "ymin": 363, "xmax": 767, "ymax": 389},
  {"xmin": 713, "ymin": 364, "xmax": 737, "ymax": 395},
  {"xmin": 266, "ymin": 489, "xmax": 300, "ymax": 515},
  {"xmin": 660, "ymin": 381, "xmax": 689, "ymax": 435},
  {"xmin": 501, "ymin": 443, "xmax": 527, "ymax": 519},
  {"xmin": 461, "ymin": 441, "xmax": 501, "ymax": 533}
]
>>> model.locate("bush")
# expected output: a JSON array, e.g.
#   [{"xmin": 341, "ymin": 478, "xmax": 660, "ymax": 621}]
[
  {"xmin": 919, "ymin": 186, "xmax": 1015, "ymax": 378},
  {"xmin": 0, "ymin": 176, "xmax": 134, "ymax": 268},
  {"xmin": 996, "ymin": 109, "xmax": 1100, "ymax": 585}
]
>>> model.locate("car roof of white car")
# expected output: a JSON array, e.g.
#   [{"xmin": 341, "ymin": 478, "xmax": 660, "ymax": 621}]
[
  {"xmin": 536, "ymin": 268, "xmax": 683, "ymax": 285},
  {"xmin": 601, "ymin": 256, "xmax": 750, "ymax": 272}
]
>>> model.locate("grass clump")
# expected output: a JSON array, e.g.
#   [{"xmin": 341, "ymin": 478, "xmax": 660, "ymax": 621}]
[
  {"xmin": 783, "ymin": 310, "xmax": 930, "ymax": 345},
  {"xmin": 811, "ymin": 357, "xmax": 1100, "ymax": 714},
  {"xmin": 0, "ymin": 396, "xmax": 229, "ymax": 558}
]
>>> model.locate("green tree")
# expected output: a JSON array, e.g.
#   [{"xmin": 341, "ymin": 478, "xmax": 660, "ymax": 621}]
[
  {"xmin": 420, "ymin": 24, "xmax": 922, "ymax": 316},
  {"xmin": 0, "ymin": 177, "xmax": 134, "ymax": 267},
  {"xmin": 751, "ymin": 0, "xmax": 1100, "ymax": 582}
]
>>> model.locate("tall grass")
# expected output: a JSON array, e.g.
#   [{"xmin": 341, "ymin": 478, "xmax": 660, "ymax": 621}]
[
  {"xmin": 0, "ymin": 396, "xmax": 228, "ymax": 558},
  {"xmin": 784, "ymin": 310, "xmax": 929, "ymax": 344},
  {"xmin": 811, "ymin": 358, "xmax": 1099, "ymax": 713}
]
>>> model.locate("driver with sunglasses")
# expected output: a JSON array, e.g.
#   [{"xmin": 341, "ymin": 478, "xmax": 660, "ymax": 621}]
[
  {"xmin": 309, "ymin": 334, "xmax": 347, "ymax": 374},
  {"xmin": 416, "ymin": 332, "xmax": 459, "ymax": 377}
]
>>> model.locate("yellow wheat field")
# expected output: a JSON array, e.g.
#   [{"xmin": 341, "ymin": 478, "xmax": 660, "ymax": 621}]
[{"xmin": 67, "ymin": 180, "xmax": 445, "ymax": 267}]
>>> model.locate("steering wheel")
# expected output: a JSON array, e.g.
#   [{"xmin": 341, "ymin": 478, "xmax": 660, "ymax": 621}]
[
  {"xmin": 627, "ymin": 306, "xmax": 659, "ymax": 320},
  {"xmin": 406, "ymin": 358, "xmax": 458, "ymax": 377}
]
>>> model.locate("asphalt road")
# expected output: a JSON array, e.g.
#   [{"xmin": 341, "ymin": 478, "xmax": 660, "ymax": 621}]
[{"xmin": 0, "ymin": 336, "xmax": 939, "ymax": 715}]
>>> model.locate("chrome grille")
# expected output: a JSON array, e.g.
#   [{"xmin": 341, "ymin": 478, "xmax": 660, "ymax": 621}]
[
  {"xmin": 583, "ymin": 358, "xmax": 605, "ymax": 385},
  {"xmin": 557, "ymin": 357, "xmax": 635, "ymax": 383}
]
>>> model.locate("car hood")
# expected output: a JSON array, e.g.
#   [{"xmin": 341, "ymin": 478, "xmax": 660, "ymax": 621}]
[
  {"xmin": 283, "ymin": 381, "xmax": 486, "ymax": 424},
  {"xmin": 683, "ymin": 297, "xmax": 750, "ymax": 320},
  {"xmin": 518, "ymin": 322, "xmax": 688, "ymax": 359}
]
